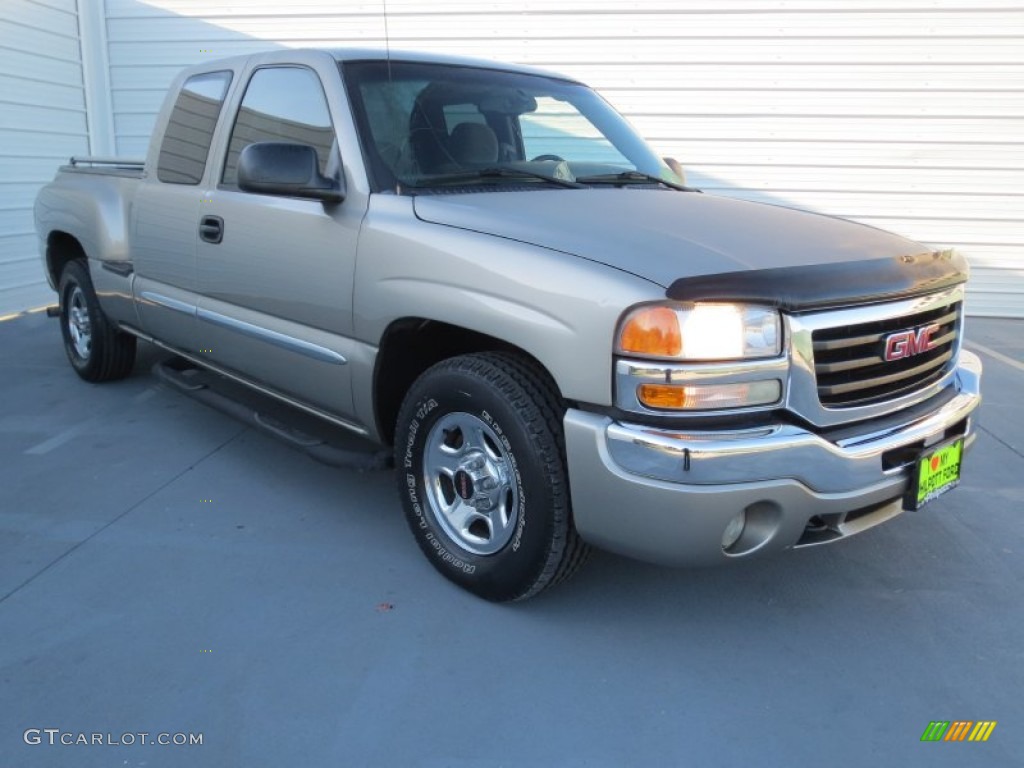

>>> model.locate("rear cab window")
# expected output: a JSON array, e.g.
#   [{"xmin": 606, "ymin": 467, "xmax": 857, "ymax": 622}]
[{"xmin": 157, "ymin": 71, "xmax": 233, "ymax": 185}]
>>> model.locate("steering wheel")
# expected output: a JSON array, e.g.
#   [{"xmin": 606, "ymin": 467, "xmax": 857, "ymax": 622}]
[{"xmin": 531, "ymin": 154, "xmax": 565, "ymax": 162}]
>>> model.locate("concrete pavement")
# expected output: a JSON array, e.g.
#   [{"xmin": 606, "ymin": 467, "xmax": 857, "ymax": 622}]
[{"xmin": 1, "ymin": 310, "xmax": 1021, "ymax": 767}]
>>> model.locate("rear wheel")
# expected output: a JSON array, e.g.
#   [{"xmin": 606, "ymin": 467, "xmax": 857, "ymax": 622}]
[
  {"xmin": 59, "ymin": 259, "xmax": 136, "ymax": 382},
  {"xmin": 394, "ymin": 352, "xmax": 590, "ymax": 601}
]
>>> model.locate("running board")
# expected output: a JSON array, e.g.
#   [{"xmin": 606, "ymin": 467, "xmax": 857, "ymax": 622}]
[{"xmin": 154, "ymin": 357, "xmax": 391, "ymax": 472}]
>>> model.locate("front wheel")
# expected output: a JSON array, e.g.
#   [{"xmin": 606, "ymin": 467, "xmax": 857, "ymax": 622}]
[{"xmin": 394, "ymin": 353, "xmax": 590, "ymax": 601}]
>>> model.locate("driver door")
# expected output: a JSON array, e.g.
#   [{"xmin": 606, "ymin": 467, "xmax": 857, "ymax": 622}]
[{"xmin": 195, "ymin": 64, "xmax": 367, "ymax": 421}]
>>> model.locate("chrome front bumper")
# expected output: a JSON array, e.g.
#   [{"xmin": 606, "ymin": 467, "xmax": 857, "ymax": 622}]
[{"xmin": 564, "ymin": 350, "xmax": 982, "ymax": 567}]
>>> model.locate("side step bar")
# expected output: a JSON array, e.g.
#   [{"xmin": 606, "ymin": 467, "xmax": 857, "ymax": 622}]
[{"xmin": 154, "ymin": 357, "xmax": 392, "ymax": 472}]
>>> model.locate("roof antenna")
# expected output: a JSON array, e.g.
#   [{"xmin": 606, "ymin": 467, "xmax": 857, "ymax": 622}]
[
  {"xmin": 382, "ymin": 0, "xmax": 392, "ymax": 82},
  {"xmin": 382, "ymin": 0, "xmax": 400, "ymax": 193}
]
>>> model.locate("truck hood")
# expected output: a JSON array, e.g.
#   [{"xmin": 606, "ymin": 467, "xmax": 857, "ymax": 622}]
[{"xmin": 412, "ymin": 189, "xmax": 941, "ymax": 299}]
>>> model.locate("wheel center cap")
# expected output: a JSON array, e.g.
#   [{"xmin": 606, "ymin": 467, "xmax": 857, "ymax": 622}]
[{"xmin": 453, "ymin": 470, "xmax": 475, "ymax": 500}]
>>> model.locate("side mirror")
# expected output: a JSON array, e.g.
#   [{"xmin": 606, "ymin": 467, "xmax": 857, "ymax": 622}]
[
  {"xmin": 663, "ymin": 157, "xmax": 686, "ymax": 186},
  {"xmin": 238, "ymin": 142, "xmax": 345, "ymax": 203}
]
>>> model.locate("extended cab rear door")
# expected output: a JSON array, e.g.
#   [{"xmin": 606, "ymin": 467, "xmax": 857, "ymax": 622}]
[
  {"xmin": 132, "ymin": 70, "xmax": 235, "ymax": 351},
  {"xmin": 195, "ymin": 53, "xmax": 369, "ymax": 423}
]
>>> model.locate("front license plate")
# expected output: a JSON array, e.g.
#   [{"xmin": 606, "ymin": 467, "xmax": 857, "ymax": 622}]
[{"xmin": 907, "ymin": 437, "xmax": 964, "ymax": 510}]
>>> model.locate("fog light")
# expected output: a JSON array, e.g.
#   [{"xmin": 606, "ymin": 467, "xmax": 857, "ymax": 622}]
[
  {"xmin": 637, "ymin": 380, "xmax": 781, "ymax": 410},
  {"xmin": 722, "ymin": 512, "xmax": 746, "ymax": 550}
]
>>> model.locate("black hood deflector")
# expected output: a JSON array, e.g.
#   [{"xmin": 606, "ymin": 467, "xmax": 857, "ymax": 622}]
[{"xmin": 665, "ymin": 250, "xmax": 968, "ymax": 312}]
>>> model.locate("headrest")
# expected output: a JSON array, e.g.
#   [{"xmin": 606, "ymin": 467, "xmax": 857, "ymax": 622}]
[{"xmin": 449, "ymin": 122, "xmax": 499, "ymax": 166}]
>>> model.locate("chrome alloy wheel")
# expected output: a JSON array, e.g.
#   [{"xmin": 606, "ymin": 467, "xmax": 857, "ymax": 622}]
[
  {"xmin": 67, "ymin": 285, "xmax": 92, "ymax": 360},
  {"xmin": 423, "ymin": 411, "xmax": 519, "ymax": 556}
]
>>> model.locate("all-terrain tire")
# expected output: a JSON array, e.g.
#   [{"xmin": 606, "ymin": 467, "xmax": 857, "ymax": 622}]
[
  {"xmin": 394, "ymin": 352, "xmax": 590, "ymax": 601},
  {"xmin": 58, "ymin": 259, "xmax": 136, "ymax": 382}
]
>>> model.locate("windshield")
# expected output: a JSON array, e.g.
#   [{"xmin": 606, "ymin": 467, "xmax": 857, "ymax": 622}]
[{"xmin": 342, "ymin": 60, "xmax": 681, "ymax": 192}]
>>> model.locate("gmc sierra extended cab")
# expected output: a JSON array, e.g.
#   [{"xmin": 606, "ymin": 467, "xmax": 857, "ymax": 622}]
[{"xmin": 34, "ymin": 49, "xmax": 982, "ymax": 601}]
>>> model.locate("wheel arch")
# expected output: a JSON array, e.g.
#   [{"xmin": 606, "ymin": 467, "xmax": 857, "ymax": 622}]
[
  {"xmin": 35, "ymin": 173, "xmax": 134, "ymax": 290},
  {"xmin": 373, "ymin": 317, "xmax": 565, "ymax": 446},
  {"xmin": 46, "ymin": 231, "xmax": 88, "ymax": 289}
]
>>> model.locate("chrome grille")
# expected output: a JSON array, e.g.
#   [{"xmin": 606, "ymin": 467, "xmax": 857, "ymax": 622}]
[{"xmin": 812, "ymin": 301, "xmax": 960, "ymax": 407}]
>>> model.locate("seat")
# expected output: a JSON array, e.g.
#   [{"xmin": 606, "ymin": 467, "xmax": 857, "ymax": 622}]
[{"xmin": 448, "ymin": 122, "xmax": 499, "ymax": 167}]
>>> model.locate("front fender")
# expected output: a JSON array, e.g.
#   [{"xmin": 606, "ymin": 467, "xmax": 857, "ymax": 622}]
[{"xmin": 354, "ymin": 196, "xmax": 661, "ymax": 408}]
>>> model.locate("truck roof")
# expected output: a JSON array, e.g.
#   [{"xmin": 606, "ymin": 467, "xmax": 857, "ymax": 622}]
[{"xmin": 180, "ymin": 47, "xmax": 580, "ymax": 85}]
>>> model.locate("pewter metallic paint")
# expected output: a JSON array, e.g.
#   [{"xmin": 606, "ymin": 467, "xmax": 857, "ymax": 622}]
[
  {"xmin": 412, "ymin": 189, "xmax": 928, "ymax": 288},
  {"xmin": 354, "ymin": 195, "xmax": 659, "ymax": 409},
  {"xmin": 33, "ymin": 49, "xmax": 984, "ymax": 567},
  {"xmin": 33, "ymin": 48, "xmax": 967, "ymax": 425}
]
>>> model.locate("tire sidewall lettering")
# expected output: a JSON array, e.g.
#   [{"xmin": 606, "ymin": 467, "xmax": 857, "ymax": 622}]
[
  {"xmin": 404, "ymin": 470, "xmax": 476, "ymax": 574},
  {"xmin": 394, "ymin": 357, "xmax": 572, "ymax": 600},
  {"xmin": 402, "ymin": 397, "xmax": 437, "ymax": 470},
  {"xmin": 403, "ymin": 388, "xmax": 537, "ymax": 576},
  {"xmin": 482, "ymin": 410, "xmax": 528, "ymax": 552}
]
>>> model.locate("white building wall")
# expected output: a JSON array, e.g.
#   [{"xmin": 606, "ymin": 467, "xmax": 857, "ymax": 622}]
[
  {"xmin": 9, "ymin": 0, "xmax": 1024, "ymax": 316},
  {"xmin": 0, "ymin": 0, "xmax": 90, "ymax": 315}
]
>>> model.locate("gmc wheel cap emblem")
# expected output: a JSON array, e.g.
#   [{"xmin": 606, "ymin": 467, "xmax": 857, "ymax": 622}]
[
  {"xmin": 454, "ymin": 470, "xmax": 474, "ymax": 500},
  {"xmin": 884, "ymin": 323, "xmax": 941, "ymax": 362}
]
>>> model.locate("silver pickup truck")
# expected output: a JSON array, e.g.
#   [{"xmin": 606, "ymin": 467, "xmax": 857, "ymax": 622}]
[{"xmin": 35, "ymin": 48, "xmax": 982, "ymax": 601}]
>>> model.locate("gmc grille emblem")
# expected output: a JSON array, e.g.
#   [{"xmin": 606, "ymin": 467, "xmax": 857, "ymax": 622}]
[{"xmin": 884, "ymin": 323, "xmax": 941, "ymax": 362}]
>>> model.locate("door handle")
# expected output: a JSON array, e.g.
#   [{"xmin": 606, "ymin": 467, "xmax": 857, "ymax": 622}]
[{"xmin": 199, "ymin": 215, "xmax": 224, "ymax": 244}]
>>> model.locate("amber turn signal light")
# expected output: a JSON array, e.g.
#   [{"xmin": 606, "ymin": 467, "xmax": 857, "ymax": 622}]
[
  {"xmin": 637, "ymin": 384, "xmax": 690, "ymax": 409},
  {"xmin": 617, "ymin": 306, "xmax": 682, "ymax": 357},
  {"xmin": 638, "ymin": 380, "xmax": 782, "ymax": 411}
]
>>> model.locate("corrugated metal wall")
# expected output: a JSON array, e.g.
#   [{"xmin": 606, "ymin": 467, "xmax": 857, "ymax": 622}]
[
  {"xmin": 12, "ymin": 0, "xmax": 1024, "ymax": 316},
  {"xmin": 0, "ymin": 0, "xmax": 90, "ymax": 315}
]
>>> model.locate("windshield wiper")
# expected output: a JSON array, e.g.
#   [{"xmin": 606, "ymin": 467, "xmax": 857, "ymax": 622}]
[
  {"xmin": 575, "ymin": 171, "xmax": 697, "ymax": 191},
  {"xmin": 408, "ymin": 167, "xmax": 585, "ymax": 190}
]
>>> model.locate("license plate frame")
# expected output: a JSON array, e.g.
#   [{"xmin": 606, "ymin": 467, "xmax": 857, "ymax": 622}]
[{"xmin": 906, "ymin": 436, "xmax": 964, "ymax": 511}]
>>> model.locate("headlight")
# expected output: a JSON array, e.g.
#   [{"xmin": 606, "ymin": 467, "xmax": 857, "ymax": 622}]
[{"xmin": 617, "ymin": 303, "xmax": 781, "ymax": 361}]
